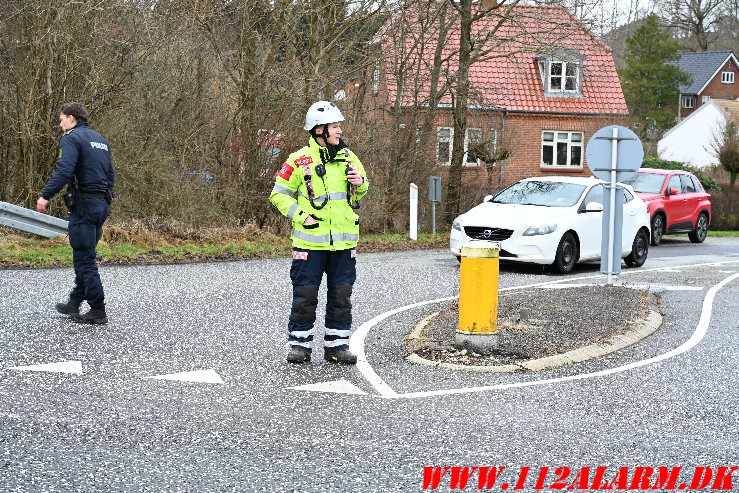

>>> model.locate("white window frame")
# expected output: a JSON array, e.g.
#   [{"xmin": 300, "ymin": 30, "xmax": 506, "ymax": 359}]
[
  {"xmin": 682, "ymin": 95, "xmax": 695, "ymax": 108},
  {"xmin": 437, "ymin": 127, "xmax": 453, "ymax": 165},
  {"xmin": 399, "ymin": 123, "xmax": 421, "ymax": 144},
  {"xmin": 436, "ymin": 127, "xmax": 484, "ymax": 166},
  {"xmin": 371, "ymin": 62, "xmax": 380, "ymax": 93},
  {"xmin": 490, "ymin": 128, "xmax": 498, "ymax": 164},
  {"xmin": 541, "ymin": 130, "xmax": 583, "ymax": 168},
  {"xmin": 548, "ymin": 60, "xmax": 579, "ymax": 93},
  {"xmin": 702, "ymin": 95, "xmax": 711, "ymax": 105},
  {"xmin": 464, "ymin": 128, "xmax": 483, "ymax": 166},
  {"xmin": 721, "ymin": 71, "xmax": 735, "ymax": 84}
]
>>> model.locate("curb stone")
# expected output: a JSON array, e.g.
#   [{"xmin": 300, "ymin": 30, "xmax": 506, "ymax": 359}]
[{"xmin": 405, "ymin": 308, "xmax": 663, "ymax": 373}]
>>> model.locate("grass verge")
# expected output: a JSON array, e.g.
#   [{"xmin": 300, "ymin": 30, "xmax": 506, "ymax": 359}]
[{"xmin": 0, "ymin": 224, "xmax": 450, "ymax": 269}]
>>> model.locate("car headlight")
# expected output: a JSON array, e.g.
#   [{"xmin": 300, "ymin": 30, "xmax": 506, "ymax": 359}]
[
  {"xmin": 452, "ymin": 218, "xmax": 463, "ymax": 231},
  {"xmin": 522, "ymin": 223, "xmax": 557, "ymax": 236}
]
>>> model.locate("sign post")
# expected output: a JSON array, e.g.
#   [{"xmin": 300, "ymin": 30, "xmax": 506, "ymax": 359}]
[
  {"xmin": 409, "ymin": 183, "xmax": 418, "ymax": 240},
  {"xmin": 586, "ymin": 125, "xmax": 643, "ymax": 286},
  {"xmin": 428, "ymin": 176, "xmax": 442, "ymax": 234}
]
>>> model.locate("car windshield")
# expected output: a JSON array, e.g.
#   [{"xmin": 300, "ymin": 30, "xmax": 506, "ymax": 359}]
[
  {"xmin": 623, "ymin": 172, "xmax": 666, "ymax": 194},
  {"xmin": 492, "ymin": 181, "xmax": 587, "ymax": 207}
]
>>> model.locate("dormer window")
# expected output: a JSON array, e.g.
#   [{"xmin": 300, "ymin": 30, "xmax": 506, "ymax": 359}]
[
  {"xmin": 549, "ymin": 61, "xmax": 578, "ymax": 92},
  {"xmin": 536, "ymin": 49, "xmax": 585, "ymax": 97}
]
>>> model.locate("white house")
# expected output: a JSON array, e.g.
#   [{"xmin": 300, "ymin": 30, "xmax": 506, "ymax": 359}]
[{"xmin": 658, "ymin": 99, "xmax": 739, "ymax": 168}]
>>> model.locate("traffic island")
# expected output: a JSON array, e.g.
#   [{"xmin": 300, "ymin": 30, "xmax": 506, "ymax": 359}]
[{"xmin": 405, "ymin": 285, "xmax": 662, "ymax": 372}]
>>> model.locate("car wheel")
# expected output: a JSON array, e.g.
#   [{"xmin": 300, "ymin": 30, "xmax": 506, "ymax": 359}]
[
  {"xmin": 688, "ymin": 213, "xmax": 709, "ymax": 243},
  {"xmin": 650, "ymin": 214, "xmax": 664, "ymax": 246},
  {"xmin": 552, "ymin": 232, "xmax": 577, "ymax": 274},
  {"xmin": 625, "ymin": 228, "xmax": 649, "ymax": 267}
]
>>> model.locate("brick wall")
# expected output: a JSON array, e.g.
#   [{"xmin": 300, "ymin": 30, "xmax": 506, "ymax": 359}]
[{"xmin": 426, "ymin": 109, "xmax": 627, "ymax": 189}]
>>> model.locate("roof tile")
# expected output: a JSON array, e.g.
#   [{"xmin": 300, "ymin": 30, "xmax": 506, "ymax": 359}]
[{"xmin": 378, "ymin": 6, "xmax": 627, "ymax": 115}]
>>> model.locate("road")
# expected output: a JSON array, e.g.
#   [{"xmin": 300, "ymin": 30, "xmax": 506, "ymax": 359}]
[{"xmin": 1, "ymin": 237, "xmax": 738, "ymax": 491}]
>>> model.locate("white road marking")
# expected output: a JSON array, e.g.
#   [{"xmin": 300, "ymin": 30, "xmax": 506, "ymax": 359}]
[
  {"xmin": 540, "ymin": 283, "xmax": 704, "ymax": 291},
  {"xmin": 350, "ymin": 259, "xmax": 739, "ymax": 399},
  {"xmin": 350, "ymin": 296, "xmax": 456, "ymax": 398},
  {"xmin": 287, "ymin": 379, "xmax": 367, "ymax": 395},
  {"xmin": 7, "ymin": 360, "xmax": 83, "ymax": 374},
  {"xmin": 146, "ymin": 369, "xmax": 225, "ymax": 384}
]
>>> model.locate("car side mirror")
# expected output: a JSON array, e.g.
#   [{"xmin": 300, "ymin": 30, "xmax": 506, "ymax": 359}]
[
  {"xmin": 667, "ymin": 187, "xmax": 679, "ymax": 196},
  {"xmin": 483, "ymin": 194, "xmax": 493, "ymax": 203},
  {"xmin": 583, "ymin": 201, "xmax": 604, "ymax": 212}
]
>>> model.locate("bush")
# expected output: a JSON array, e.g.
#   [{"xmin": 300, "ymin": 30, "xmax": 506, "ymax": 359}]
[
  {"xmin": 708, "ymin": 193, "xmax": 739, "ymax": 231},
  {"xmin": 642, "ymin": 157, "xmax": 721, "ymax": 193}
]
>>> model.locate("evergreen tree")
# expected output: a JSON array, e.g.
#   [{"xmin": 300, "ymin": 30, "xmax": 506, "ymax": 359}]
[{"xmin": 619, "ymin": 15, "xmax": 691, "ymax": 142}]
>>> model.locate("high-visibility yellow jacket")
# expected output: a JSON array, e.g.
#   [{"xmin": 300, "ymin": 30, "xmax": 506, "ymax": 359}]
[{"xmin": 270, "ymin": 137, "xmax": 369, "ymax": 250}]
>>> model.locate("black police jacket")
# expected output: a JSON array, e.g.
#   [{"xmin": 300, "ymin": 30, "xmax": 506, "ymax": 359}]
[{"xmin": 41, "ymin": 122, "xmax": 115, "ymax": 200}]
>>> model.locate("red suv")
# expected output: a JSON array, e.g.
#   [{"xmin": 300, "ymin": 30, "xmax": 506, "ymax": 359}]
[{"xmin": 623, "ymin": 168, "xmax": 712, "ymax": 246}]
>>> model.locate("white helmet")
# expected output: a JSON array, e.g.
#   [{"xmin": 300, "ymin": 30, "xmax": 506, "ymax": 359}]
[{"xmin": 304, "ymin": 101, "xmax": 345, "ymax": 131}]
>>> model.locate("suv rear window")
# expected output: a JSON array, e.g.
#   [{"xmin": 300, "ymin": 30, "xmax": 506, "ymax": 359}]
[
  {"xmin": 690, "ymin": 175, "xmax": 703, "ymax": 192},
  {"xmin": 680, "ymin": 174, "xmax": 696, "ymax": 193}
]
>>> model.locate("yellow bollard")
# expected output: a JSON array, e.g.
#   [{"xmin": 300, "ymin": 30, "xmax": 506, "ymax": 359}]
[{"xmin": 456, "ymin": 240, "xmax": 500, "ymax": 353}]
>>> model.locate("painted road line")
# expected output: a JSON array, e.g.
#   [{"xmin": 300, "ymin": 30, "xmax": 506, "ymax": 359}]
[
  {"xmin": 539, "ymin": 283, "xmax": 704, "ymax": 291},
  {"xmin": 389, "ymin": 272, "xmax": 739, "ymax": 399},
  {"xmin": 349, "ymin": 296, "xmax": 456, "ymax": 398},
  {"xmin": 349, "ymin": 260, "xmax": 739, "ymax": 399},
  {"xmin": 287, "ymin": 379, "xmax": 367, "ymax": 395},
  {"xmin": 7, "ymin": 360, "xmax": 83, "ymax": 374},
  {"xmin": 146, "ymin": 369, "xmax": 225, "ymax": 384}
]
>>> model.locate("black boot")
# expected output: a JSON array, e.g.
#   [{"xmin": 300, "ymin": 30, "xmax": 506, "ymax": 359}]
[
  {"xmin": 286, "ymin": 346, "xmax": 311, "ymax": 364},
  {"xmin": 55, "ymin": 298, "xmax": 82, "ymax": 315},
  {"xmin": 324, "ymin": 348, "xmax": 357, "ymax": 365},
  {"xmin": 71, "ymin": 307, "xmax": 108, "ymax": 325}
]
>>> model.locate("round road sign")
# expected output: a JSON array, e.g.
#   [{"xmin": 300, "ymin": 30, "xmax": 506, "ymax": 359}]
[{"xmin": 586, "ymin": 125, "xmax": 643, "ymax": 182}]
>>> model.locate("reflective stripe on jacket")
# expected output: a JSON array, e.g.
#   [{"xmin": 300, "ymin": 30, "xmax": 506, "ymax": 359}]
[{"xmin": 269, "ymin": 137, "xmax": 369, "ymax": 250}]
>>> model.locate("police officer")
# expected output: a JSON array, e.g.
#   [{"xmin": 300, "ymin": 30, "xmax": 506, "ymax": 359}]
[
  {"xmin": 270, "ymin": 101, "xmax": 369, "ymax": 364},
  {"xmin": 36, "ymin": 102, "xmax": 115, "ymax": 324}
]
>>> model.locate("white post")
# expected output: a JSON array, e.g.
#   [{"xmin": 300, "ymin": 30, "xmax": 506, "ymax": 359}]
[
  {"xmin": 409, "ymin": 183, "xmax": 418, "ymax": 240},
  {"xmin": 607, "ymin": 126, "xmax": 618, "ymax": 286}
]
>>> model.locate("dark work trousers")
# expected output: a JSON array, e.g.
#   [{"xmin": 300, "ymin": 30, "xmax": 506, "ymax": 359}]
[
  {"xmin": 68, "ymin": 197, "xmax": 110, "ymax": 309},
  {"xmin": 288, "ymin": 248, "xmax": 357, "ymax": 352}
]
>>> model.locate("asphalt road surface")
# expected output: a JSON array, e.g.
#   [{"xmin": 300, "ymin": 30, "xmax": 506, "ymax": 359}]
[{"xmin": 1, "ymin": 237, "xmax": 738, "ymax": 492}]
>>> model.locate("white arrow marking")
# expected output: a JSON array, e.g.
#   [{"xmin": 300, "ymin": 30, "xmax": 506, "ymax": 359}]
[
  {"xmin": 146, "ymin": 369, "xmax": 224, "ymax": 384},
  {"xmin": 287, "ymin": 379, "xmax": 367, "ymax": 395},
  {"xmin": 7, "ymin": 360, "xmax": 82, "ymax": 374}
]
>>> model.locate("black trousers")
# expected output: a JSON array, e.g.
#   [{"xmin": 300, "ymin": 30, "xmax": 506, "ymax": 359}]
[
  {"xmin": 68, "ymin": 197, "xmax": 110, "ymax": 309},
  {"xmin": 287, "ymin": 248, "xmax": 357, "ymax": 351}
]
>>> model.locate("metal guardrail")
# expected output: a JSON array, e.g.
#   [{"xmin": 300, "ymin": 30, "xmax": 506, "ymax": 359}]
[{"xmin": 0, "ymin": 201, "xmax": 68, "ymax": 238}]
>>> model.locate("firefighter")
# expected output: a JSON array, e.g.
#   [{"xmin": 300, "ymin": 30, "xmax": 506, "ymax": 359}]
[{"xmin": 269, "ymin": 101, "xmax": 369, "ymax": 364}]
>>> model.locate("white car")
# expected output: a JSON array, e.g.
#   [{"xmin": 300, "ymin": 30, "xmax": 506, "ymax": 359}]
[{"xmin": 450, "ymin": 176, "xmax": 651, "ymax": 273}]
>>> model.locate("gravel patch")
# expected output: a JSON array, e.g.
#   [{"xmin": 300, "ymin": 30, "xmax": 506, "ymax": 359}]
[{"xmin": 411, "ymin": 286, "xmax": 657, "ymax": 366}]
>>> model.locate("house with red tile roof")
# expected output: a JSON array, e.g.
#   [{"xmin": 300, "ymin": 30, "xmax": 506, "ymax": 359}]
[
  {"xmin": 361, "ymin": 3, "xmax": 629, "ymax": 188},
  {"xmin": 673, "ymin": 51, "xmax": 739, "ymax": 120}
]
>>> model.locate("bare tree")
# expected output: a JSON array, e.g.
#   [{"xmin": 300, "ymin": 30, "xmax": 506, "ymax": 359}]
[
  {"xmin": 443, "ymin": 1, "xmax": 582, "ymax": 222},
  {"xmin": 657, "ymin": 0, "xmax": 727, "ymax": 51},
  {"xmin": 0, "ymin": 0, "xmax": 141, "ymax": 210},
  {"xmin": 709, "ymin": 119, "xmax": 739, "ymax": 201}
]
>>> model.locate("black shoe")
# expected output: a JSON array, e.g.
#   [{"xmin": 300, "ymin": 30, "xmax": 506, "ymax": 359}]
[
  {"xmin": 55, "ymin": 298, "xmax": 82, "ymax": 315},
  {"xmin": 287, "ymin": 347, "xmax": 311, "ymax": 364},
  {"xmin": 324, "ymin": 349, "xmax": 357, "ymax": 365},
  {"xmin": 71, "ymin": 308, "xmax": 108, "ymax": 325}
]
